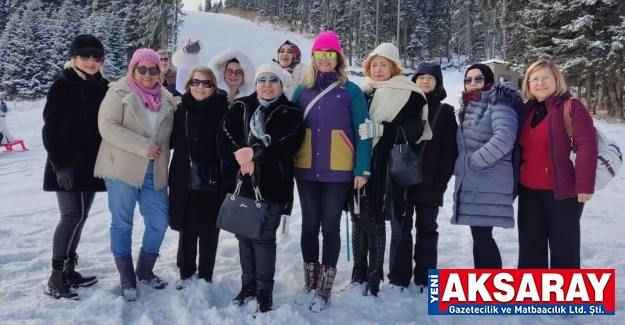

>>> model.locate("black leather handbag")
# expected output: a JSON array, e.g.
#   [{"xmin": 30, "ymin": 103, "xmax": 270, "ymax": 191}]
[
  {"xmin": 189, "ymin": 162, "xmax": 220, "ymax": 192},
  {"xmin": 216, "ymin": 173, "xmax": 267, "ymax": 240},
  {"xmin": 389, "ymin": 126, "xmax": 423, "ymax": 187},
  {"xmin": 186, "ymin": 111, "xmax": 220, "ymax": 193}
]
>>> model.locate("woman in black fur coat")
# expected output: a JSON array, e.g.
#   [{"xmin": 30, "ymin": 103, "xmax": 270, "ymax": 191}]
[
  {"xmin": 218, "ymin": 62, "xmax": 305, "ymax": 315},
  {"xmin": 41, "ymin": 35, "xmax": 109, "ymax": 300}
]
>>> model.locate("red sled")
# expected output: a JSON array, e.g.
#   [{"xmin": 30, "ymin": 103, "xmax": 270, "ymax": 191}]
[{"xmin": 1, "ymin": 139, "xmax": 28, "ymax": 152}]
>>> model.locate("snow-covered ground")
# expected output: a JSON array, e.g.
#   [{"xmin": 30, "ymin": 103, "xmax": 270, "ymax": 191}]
[{"xmin": 0, "ymin": 11, "xmax": 623, "ymax": 325}]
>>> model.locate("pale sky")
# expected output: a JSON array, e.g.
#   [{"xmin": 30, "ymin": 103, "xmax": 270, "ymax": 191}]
[{"xmin": 182, "ymin": 0, "xmax": 216, "ymax": 11}]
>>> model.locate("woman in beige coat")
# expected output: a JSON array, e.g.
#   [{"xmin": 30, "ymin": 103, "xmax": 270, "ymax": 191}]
[{"xmin": 94, "ymin": 48, "xmax": 176, "ymax": 302}]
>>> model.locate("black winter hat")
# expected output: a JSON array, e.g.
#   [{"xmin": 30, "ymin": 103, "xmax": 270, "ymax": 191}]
[
  {"xmin": 412, "ymin": 62, "xmax": 447, "ymax": 100},
  {"xmin": 68, "ymin": 34, "xmax": 105, "ymax": 59},
  {"xmin": 465, "ymin": 63, "xmax": 495, "ymax": 86}
]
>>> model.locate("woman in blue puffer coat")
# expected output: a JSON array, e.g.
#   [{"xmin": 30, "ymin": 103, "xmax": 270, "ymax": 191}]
[{"xmin": 452, "ymin": 63, "xmax": 523, "ymax": 269}]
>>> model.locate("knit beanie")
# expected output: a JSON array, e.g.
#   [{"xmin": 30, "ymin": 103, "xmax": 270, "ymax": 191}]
[
  {"xmin": 255, "ymin": 61, "xmax": 287, "ymax": 85},
  {"xmin": 68, "ymin": 34, "xmax": 105, "ymax": 58},
  {"xmin": 311, "ymin": 31, "xmax": 342, "ymax": 54},
  {"xmin": 362, "ymin": 42, "xmax": 403, "ymax": 75},
  {"xmin": 412, "ymin": 62, "xmax": 447, "ymax": 100},
  {"xmin": 465, "ymin": 63, "xmax": 495, "ymax": 87},
  {"xmin": 128, "ymin": 48, "xmax": 161, "ymax": 73}
]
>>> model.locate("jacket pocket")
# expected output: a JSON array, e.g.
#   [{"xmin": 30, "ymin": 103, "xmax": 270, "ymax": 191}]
[
  {"xmin": 295, "ymin": 128, "xmax": 312, "ymax": 169},
  {"xmin": 330, "ymin": 130, "xmax": 354, "ymax": 171}
]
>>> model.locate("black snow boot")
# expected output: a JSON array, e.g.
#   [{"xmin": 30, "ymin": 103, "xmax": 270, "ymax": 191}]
[
  {"xmin": 232, "ymin": 273, "xmax": 257, "ymax": 306},
  {"xmin": 255, "ymin": 280, "xmax": 274, "ymax": 315},
  {"xmin": 67, "ymin": 254, "xmax": 97, "ymax": 288},
  {"xmin": 44, "ymin": 258, "xmax": 79, "ymax": 300}
]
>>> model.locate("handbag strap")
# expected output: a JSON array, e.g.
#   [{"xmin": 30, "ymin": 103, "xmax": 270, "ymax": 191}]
[
  {"xmin": 563, "ymin": 99, "xmax": 574, "ymax": 149},
  {"xmin": 393, "ymin": 126, "xmax": 409, "ymax": 145},
  {"xmin": 185, "ymin": 110, "xmax": 195, "ymax": 165},
  {"xmin": 303, "ymin": 81, "xmax": 339, "ymax": 120},
  {"xmin": 419, "ymin": 103, "xmax": 443, "ymax": 155},
  {"xmin": 232, "ymin": 171, "xmax": 264, "ymax": 202}
]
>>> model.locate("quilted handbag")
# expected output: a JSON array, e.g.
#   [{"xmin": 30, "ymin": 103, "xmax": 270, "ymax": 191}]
[{"xmin": 216, "ymin": 173, "xmax": 267, "ymax": 240}]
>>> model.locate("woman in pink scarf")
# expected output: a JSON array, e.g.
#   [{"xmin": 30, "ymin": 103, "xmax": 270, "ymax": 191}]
[{"xmin": 95, "ymin": 48, "xmax": 177, "ymax": 302}]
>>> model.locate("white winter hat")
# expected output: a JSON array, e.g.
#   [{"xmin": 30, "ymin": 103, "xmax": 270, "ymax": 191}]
[
  {"xmin": 254, "ymin": 61, "xmax": 286, "ymax": 85},
  {"xmin": 362, "ymin": 42, "xmax": 403, "ymax": 74}
]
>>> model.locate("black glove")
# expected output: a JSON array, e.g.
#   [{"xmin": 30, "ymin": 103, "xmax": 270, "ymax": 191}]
[{"xmin": 56, "ymin": 169, "xmax": 74, "ymax": 191}]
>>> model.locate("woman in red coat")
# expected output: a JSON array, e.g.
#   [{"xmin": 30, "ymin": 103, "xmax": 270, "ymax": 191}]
[{"xmin": 517, "ymin": 59, "xmax": 597, "ymax": 269}]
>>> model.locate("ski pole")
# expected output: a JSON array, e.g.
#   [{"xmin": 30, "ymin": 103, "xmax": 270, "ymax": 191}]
[{"xmin": 345, "ymin": 211, "xmax": 351, "ymax": 262}]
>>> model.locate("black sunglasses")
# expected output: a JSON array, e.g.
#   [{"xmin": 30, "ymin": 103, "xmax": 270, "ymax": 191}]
[
  {"xmin": 159, "ymin": 57, "xmax": 169, "ymax": 62},
  {"xmin": 136, "ymin": 66, "xmax": 159, "ymax": 76},
  {"xmin": 464, "ymin": 76, "xmax": 485, "ymax": 85},
  {"xmin": 191, "ymin": 79, "xmax": 215, "ymax": 88},
  {"xmin": 78, "ymin": 55, "xmax": 103, "ymax": 63}
]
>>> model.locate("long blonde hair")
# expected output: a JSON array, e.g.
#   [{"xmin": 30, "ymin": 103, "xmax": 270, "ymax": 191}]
[
  {"xmin": 63, "ymin": 60, "xmax": 88, "ymax": 80},
  {"xmin": 522, "ymin": 59, "xmax": 568, "ymax": 101},
  {"xmin": 301, "ymin": 52, "xmax": 348, "ymax": 89}
]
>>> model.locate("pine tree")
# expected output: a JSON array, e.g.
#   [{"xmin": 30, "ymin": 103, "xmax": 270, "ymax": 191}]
[
  {"xmin": 428, "ymin": 0, "xmax": 453, "ymax": 64},
  {"xmin": 102, "ymin": 0, "xmax": 128, "ymax": 80},
  {"xmin": 198, "ymin": 1, "xmax": 203, "ymax": 11},
  {"xmin": 470, "ymin": 1, "xmax": 487, "ymax": 62},
  {"xmin": 205, "ymin": 0, "xmax": 211, "ymax": 12},
  {"xmin": 0, "ymin": 0, "xmax": 57, "ymax": 98},
  {"xmin": 406, "ymin": 0, "xmax": 428, "ymax": 65}
]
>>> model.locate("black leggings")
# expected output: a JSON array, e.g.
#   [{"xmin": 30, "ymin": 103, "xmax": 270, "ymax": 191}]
[
  {"xmin": 297, "ymin": 179, "xmax": 351, "ymax": 268},
  {"xmin": 470, "ymin": 226, "xmax": 502, "ymax": 269},
  {"xmin": 52, "ymin": 192, "xmax": 96, "ymax": 261}
]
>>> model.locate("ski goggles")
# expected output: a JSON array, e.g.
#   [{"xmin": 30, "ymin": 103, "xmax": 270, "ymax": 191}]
[
  {"xmin": 312, "ymin": 50, "xmax": 337, "ymax": 61},
  {"xmin": 257, "ymin": 75, "xmax": 280, "ymax": 85}
]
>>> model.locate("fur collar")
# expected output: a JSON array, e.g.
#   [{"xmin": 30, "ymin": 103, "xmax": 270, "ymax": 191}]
[
  {"xmin": 486, "ymin": 82, "xmax": 524, "ymax": 113},
  {"xmin": 207, "ymin": 48, "xmax": 256, "ymax": 100},
  {"xmin": 108, "ymin": 79, "xmax": 176, "ymax": 137}
]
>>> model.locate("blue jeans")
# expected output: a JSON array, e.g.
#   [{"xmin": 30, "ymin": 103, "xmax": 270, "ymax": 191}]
[{"xmin": 105, "ymin": 161, "xmax": 169, "ymax": 259}]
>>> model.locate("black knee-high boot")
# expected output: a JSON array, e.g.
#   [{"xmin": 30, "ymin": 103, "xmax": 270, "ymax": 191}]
[
  {"xmin": 350, "ymin": 214, "xmax": 368, "ymax": 284},
  {"xmin": 366, "ymin": 222, "xmax": 386, "ymax": 296}
]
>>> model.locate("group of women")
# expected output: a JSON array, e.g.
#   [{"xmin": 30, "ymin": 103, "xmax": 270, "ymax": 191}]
[{"xmin": 40, "ymin": 31, "xmax": 598, "ymax": 315}]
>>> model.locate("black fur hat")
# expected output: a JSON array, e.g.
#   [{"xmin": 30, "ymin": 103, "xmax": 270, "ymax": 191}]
[{"xmin": 68, "ymin": 34, "xmax": 105, "ymax": 58}]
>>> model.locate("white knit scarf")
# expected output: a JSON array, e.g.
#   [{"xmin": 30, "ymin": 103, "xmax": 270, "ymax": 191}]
[{"xmin": 360, "ymin": 76, "xmax": 433, "ymax": 149}]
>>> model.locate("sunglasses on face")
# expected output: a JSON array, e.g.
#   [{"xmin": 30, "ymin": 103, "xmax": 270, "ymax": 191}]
[
  {"xmin": 313, "ymin": 51, "xmax": 337, "ymax": 61},
  {"xmin": 225, "ymin": 68, "xmax": 243, "ymax": 77},
  {"xmin": 257, "ymin": 75, "xmax": 280, "ymax": 85},
  {"xmin": 159, "ymin": 57, "xmax": 169, "ymax": 62},
  {"xmin": 464, "ymin": 76, "xmax": 485, "ymax": 85},
  {"xmin": 191, "ymin": 79, "xmax": 214, "ymax": 88},
  {"xmin": 136, "ymin": 66, "xmax": 159, "ymax": 76},
  {"xmin": 78, "ymin": 55, "xmax": 103, "ymax": 63},
  {"xmin": 528, "ymin": 75, "xmax": 553, "ymax": 84}
]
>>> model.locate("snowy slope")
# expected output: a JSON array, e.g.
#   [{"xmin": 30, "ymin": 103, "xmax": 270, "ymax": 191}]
[{"xmin": 0, "ymin": 11, "xmax": 623, "ymax": 325}]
